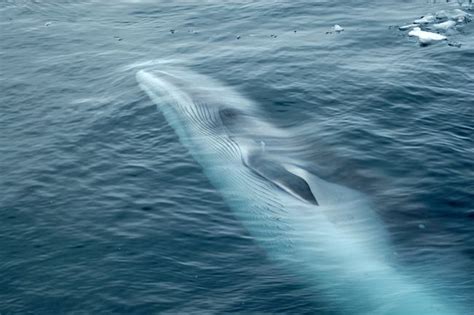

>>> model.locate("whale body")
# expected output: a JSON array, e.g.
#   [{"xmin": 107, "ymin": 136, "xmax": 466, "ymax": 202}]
[{"xmin": 136, "ymin": 68, "xmax": 460, "ymax": 314}]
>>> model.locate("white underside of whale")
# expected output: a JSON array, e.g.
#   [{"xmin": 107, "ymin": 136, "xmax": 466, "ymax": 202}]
[{"xmin": 136, "ymin": 68, "xmax": 462, "ymax": 315}]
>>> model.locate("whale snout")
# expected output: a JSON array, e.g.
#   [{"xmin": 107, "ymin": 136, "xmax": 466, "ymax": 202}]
[
  {"xmin": 136, "ymin": 69, "xmax": 194, "ymax": 110},
  {"xmin": 136, "ymin": 70, "xmax": 178, "ymax": 95}
]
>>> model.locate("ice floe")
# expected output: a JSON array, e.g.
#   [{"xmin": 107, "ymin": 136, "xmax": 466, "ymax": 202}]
[
  {"xmin": 399, "ymin": 24, "xmax": 418, "ymax": 31},
  {"xmin": 431, "ymin": 20, "xmax": 457, "ymax": 31},
  {"xmin": 414, "ymin": 15, "xmax": 436, "ymax": 24},
  {"xmin": 398, "ymin": 6, "xmax": 472, "ymax": 46},
  {"xmin": 334, "ymin": 24, "xmax": 344, "ymax": 32},
  {"xmin": 408, "ymin": 27, "xmax": 447, "ymax": 44}
]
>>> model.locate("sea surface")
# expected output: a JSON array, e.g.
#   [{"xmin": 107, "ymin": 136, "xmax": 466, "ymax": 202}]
[{"xmin": 1, "ymin": 0, "xmax": 473, "ymax": 314}]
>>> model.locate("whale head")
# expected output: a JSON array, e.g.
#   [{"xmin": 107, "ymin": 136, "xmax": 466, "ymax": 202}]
[
  {"xmin": 136, "ymin": 68, "xmax": 323, "ymax": 206},
  {"xmin": 136, "ymin": 69, "xmax": 255, "ymax": 138}
]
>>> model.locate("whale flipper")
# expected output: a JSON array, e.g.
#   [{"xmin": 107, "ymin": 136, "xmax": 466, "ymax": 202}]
[{"xmin": 245, "ymin": 153, "xmax": 319, "ymax": 206}]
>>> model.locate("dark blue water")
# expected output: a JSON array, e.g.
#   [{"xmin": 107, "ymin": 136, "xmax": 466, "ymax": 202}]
[{"xmin": 1, "ymin": 1, "xmax": 473, "ymax": 314}]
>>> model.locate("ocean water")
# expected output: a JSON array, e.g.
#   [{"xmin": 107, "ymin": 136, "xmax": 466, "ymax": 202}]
[{"xmin": 1, "ymin": 0, "xmax": 473, "ymax": 314}]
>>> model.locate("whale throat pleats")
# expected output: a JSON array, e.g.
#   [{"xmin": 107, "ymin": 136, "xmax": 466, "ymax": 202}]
[
  {"xmin": 244, "ymin": 153, "xmax": 319, "ymax": 206},
  {"xmin": 219, "ymin": 107, "xmax": 247, "ymax": 134}
]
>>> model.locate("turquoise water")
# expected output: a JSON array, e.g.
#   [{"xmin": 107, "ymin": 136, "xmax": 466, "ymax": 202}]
[{"xmin": 1, "ymin": 1, "xmax": 473, "ymax": 313}]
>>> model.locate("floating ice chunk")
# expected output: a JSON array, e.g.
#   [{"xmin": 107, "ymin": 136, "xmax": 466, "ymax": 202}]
[
  {"xmin": 334, "ymin": 24, "xmax": 344, "ymax": 32},
  {"xmin": 435, "ymin": 10, "xmax": 449, "ymax": 21},
  {"xmin": 408, "ymin": 27, "xmax": 447, "ymax": 44},
  {"xmin": 450, "ymin": 9, "xmax": 472, "ymax": 23},
  {"xmin": 433, "ymin": 9, "xmax": 471, "ymax": 22},
  {"xmin": 432, "ymin": 20, "xmax": 457, "ymax": 31},
  {"xmin": 448, "ymin": 41, "xmax": 462, "ymax": 48},
  {"xmin": 414, "ymin": 15, "xmax": 435, "ymax": 24},
  {"xmin": 399, "ymin": 24, "xmax": 418, "ymax": 30}
]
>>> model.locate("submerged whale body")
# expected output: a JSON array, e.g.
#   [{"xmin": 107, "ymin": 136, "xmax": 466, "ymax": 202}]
[{"xmin": 136, "ymin": 68, "xmax": 462, "ymax": 314}]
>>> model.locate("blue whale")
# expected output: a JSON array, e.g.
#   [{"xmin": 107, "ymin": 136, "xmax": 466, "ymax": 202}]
[{"xmin": 136, "ymin": 68, "xmax": 461, "ymax": 315}]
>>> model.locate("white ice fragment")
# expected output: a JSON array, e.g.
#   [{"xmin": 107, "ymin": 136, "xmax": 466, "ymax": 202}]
[
  {"xmin": 408, "ymin": 27, "xmax": 447, "ymax": 45},
  {"xmin": 433, "ymin": 9, "xmax": 472, "ymax": 23},
  {"xmin": 435, "ymin": 10, "xmax": 449, "ymax": 20},
  {"xmin": 450, "ymin": 9, "xmax": 472, "ymax": 22},
  {"xmin": 414, "ymin": 15, "xmax": 435, "ymax": 24},
  {"xmin": 399, "ymin": 24, "xmax": 418, "ymax": 31},
  {"xmin": 334, "ymin": 24, "xmax": 344, "ymax": 32},
  {"xmin": 432, "ymin": 20, "xmax": 457, "ymax": 31}
]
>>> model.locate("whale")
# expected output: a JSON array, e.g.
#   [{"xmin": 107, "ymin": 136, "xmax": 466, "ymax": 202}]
[{"xmin": 136, "ymin": 68, "xmax": 461, "ymax": 314}]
